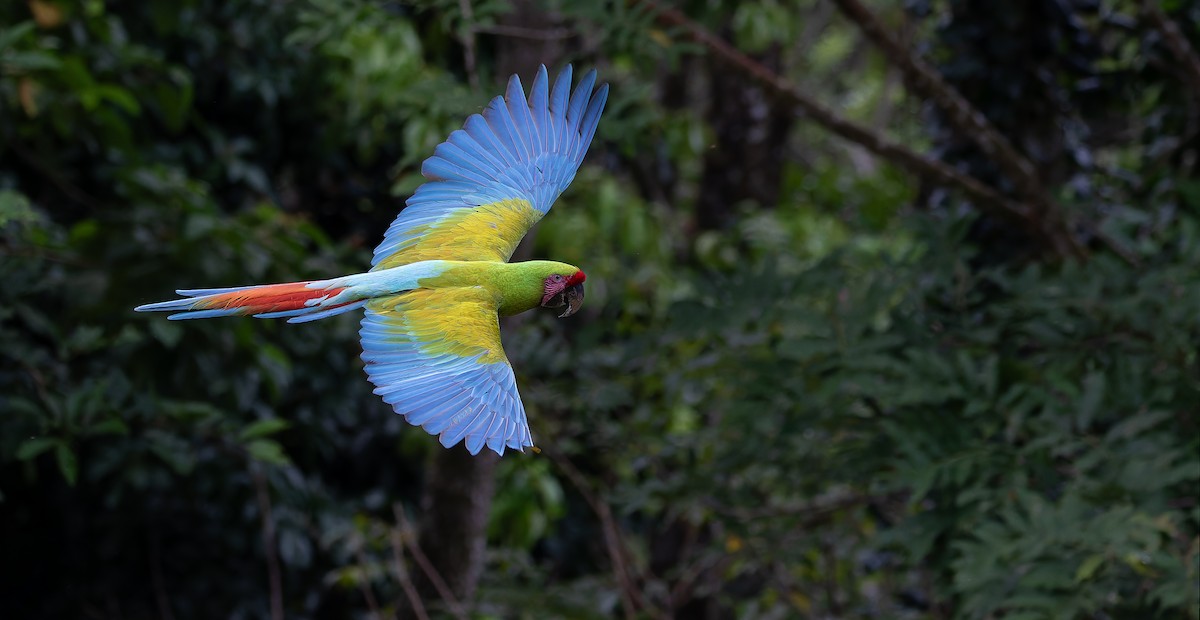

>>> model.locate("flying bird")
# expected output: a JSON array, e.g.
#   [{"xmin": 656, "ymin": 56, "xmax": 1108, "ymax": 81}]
[{"xmin": 136, "ymin": 65, "xmax": 608, "ymax": 456}]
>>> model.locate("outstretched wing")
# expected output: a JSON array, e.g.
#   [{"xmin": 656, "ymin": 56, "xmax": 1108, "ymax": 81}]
[
  {"xmin": 360, "ymin": 288, "xmax": 532, "ymax": 455},
  {"xmin": 372, "ymin": 65, "xmax": 609, "ymax": 269}
]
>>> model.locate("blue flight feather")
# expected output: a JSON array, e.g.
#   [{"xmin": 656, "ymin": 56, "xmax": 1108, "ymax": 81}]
[
  {"xmin": 371, "ymin": 65, "xmax": 608, "ymax": 267},
  {"xmin": 529, "ymin": 66, "xmax": 551, "ymax": 152}
]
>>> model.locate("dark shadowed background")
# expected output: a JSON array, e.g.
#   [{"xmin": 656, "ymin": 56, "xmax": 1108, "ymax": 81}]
[{"xmin": 2, "ymin": 0, "xmax": 1198, "ymax": 618}]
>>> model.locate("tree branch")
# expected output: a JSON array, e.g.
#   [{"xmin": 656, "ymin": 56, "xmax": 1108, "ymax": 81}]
[
  {"xmin": 543, "ymin": 449, "xmax": 663, "ymax": 620},
  {"xmin": 829, "ymin": 0, "xmax": 1042, "ymax": 195},
  {"xmin": 827, "ymin": 0, "xmax": 1083, "ymax": 257},
  {"xmin": 1138, "ymin": 0, "xmax": 1200, "ymax": 100},
  {"xmin": 389, "ymin": 518, "xmax": 430, "ymax": 620},
  {"xmin": 630, "ymin": 0, "xmax": 1081, "ymax": 258},
  {"xmin": 393, "ymin": 505, "xmax": 469, "ymax": 620}
]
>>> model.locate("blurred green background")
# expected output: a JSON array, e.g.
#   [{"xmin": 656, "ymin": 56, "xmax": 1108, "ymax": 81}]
[{"xmin": 1, "ymin": 0, "xmax": 1197, "ymax": 618}]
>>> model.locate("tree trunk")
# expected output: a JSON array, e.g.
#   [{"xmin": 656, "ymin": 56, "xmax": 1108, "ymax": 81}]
[
  {"xmin": 412, "ymin": 448, "xmax": 499, "ymax": 608},
  {"xmin": 696, "ymin": 40, "xmax": 794, "ymax": 230}
]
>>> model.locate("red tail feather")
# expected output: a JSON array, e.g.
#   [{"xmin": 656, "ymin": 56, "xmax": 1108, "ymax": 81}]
[{"xmin": 196, "ymin": 282, "xmax": 346, "ymax": 315}]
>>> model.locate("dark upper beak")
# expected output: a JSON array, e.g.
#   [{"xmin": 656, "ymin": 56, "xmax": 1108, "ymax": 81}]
[{"xmin": 558, "ymin": 283, "xmax": 585, "ymax": 318}]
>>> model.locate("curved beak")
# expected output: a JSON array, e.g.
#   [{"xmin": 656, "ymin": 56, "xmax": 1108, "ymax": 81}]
[{"xmin": 558, "ymin": 283, "xmax": 585, "ymax": 318}]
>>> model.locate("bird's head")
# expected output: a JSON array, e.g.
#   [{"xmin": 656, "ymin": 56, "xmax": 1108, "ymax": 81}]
[{"xmin": 541, "ymin": 269, "xmax": 586, "ymax": 317}]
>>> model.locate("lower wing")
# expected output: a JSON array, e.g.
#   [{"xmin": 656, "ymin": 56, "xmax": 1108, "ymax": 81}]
[{"xmin": 360, "ymin": 287, "xmax": 533, "ymax": 456}]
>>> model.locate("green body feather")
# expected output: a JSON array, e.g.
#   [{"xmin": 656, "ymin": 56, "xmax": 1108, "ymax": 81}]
[{"xmin": 417, "ymin": 260, "xmax": 581, "ymax": 316}]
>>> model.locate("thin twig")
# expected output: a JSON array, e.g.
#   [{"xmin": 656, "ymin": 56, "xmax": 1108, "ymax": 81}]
[
  {"xmin": 15, "ymin": 359, "xmax": 55, "ymax": 417},
  {"xmin": 392, "ymin": 504, "xmax": 469, "ymax": 620},
  {"xmin": 770, "ymin": 560, "xmax": 811, "ymax": 615},
  {"xmin": 666, "ymin": 530, "xmax": 731, "ymax": 612},
  {"xmin": 352, "ymin": 543, "xmax": 384, "ymax": 619},
  {"xmin": 456, "ymin": 0, "xmax": 479, "ymax": 91},
  {"xmin": 1087, "ymin": 225, "xmax": 1141, "ymax": 267},
  {"xmin": 5, "ymin": 140, "xmax": 104, "ymax": 210},
  {"xmin": 1138, "ymin": 0, "xmax": 1200, "ymax": 100},
  {"xmin": 544, "ymin": 449, "xmax": 665, "ymax": 620},
  {"xmin": 389, "ymin": 519, "xmax": 430, "ymax": 620},
  {"xmin": 665, "ymin": 521, "xmax": 700, "ymax": 608},
  {"xmin": 473, "ymin": 24, "xmax": 575, "ymax": 41},
  {"xmin": 251, "ymin": 467, "xmax": 284, "ymax": 620}
]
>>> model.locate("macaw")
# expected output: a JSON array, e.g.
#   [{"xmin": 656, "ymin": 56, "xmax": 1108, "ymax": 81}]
[{"xmin": 136, "ymin": 65, "xmax": 608, "ymax": 456}]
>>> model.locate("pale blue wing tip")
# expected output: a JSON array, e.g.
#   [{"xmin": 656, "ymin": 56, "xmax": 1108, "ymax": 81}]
[
  {"xmin": 578, "ymin": 68, "xmax": 598, "ymax": 93},
  {"xmin": 595, "ymin": 83, "xmax": 610, "ymax": 108},
  {"xmin": 422, "ymin": 423, "xmax": 534, "ymax": 456},
  {"xmin": 506, "ymin": 73, "xmax": 524, "ymax": 98},
  {"xmin": 442, "ymin": 433, "xmax": 514, "ymax": 457},
  {"xmin": 465, "ymin": 433, "xmax": 487, "ymax": 456},
  {"xmin": 553, "ymin": 65, "xmax": 574, "ymax": 91}
]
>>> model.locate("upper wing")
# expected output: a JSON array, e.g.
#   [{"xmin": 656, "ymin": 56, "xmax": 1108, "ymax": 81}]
[
  {"xmin": 372, "ymin": 65, "xmax": 609, "ymax": 270},
  {"xmin": 360, "ymin": 287, "xmax": 533, "ymax": 455}
]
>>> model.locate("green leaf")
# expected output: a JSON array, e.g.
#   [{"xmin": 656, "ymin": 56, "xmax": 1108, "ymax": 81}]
[
  {"xmin": 63, "ymin": 325, "xmax": 105, "ymax": 354},
  {"xmin": 89, "ymin": 418, "xmax": 129, "ymax": 436},
  {"xmin": 68, "ymin": 219, "xmax": 99, "ymax": 243},
  {"xmin": 165, "ymin": 67, "xmax": 194, "ymax": 129},
  {"xmin": 55, "ymin": 443, "xmax": 78, "ymax": 486},
  {"xmin": 15, "ymin": 437, "xmax": 60, "ymax": 461},
  {"xmin": 0, "ymin": 22, "xmax": 37, "ymax": 51},
  {"xmin": 147, "ymin": 431, "xmax": 196, "ymax": 476},
  {"xmin": 95, "ymin": 84, "xmax": 141, "ymax": 115},
  {"xmin": 239, "ymin": 419, "xmax": 291, "ymax": 442},
  {"xmin": 147, "ymin": 320, "xmax": 182, "ymax": 348},
  {"xmin": 0, "ymin": 190, "xmax": 38, "ymax": 228},
  {"xmin": 2, "ymin": 51, "xmax": 61, "ymax": 72},
  {"xmin": 161, "ymin": 401, "xmax": 224, "ymax": 422},
  {"xmin": 1075, "ymin": 554, "xmax": 1105, "ymax": 582},
  {"xmin": 245, "ymin": 439, "xmax": 291, "ymax": 466}
]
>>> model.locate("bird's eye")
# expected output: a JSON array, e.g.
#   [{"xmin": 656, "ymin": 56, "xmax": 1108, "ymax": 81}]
[{"xmin": 553, "ymin": 275, "xmax": 563, "ymax": 282}]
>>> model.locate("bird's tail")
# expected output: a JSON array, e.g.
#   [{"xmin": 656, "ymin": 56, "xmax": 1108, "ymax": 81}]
[{"xmin": 134, "ymin": 279, "xmax": 366, "ymax": 323}]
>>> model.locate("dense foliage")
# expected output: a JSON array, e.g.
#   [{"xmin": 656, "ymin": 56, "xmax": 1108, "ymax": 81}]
[{"xmin": 2, "ymin": 1, "xmax": 1196, "ymax": 618}]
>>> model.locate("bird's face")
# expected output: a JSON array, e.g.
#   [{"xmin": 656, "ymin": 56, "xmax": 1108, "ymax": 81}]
[{"xmin": 541, "ymin": 270, "xmax": 586, "ymax": 317}]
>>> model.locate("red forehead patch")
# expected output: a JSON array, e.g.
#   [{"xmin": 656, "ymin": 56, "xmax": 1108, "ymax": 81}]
[{"xmin": 566, "ymin": 270, "xmax": 586, "ymax": 286}]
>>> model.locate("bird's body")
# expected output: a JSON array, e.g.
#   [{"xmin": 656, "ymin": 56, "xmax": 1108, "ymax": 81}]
[{"xmin": 136, "ymin": 65, "xmax": 608, "ymax": 456}]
